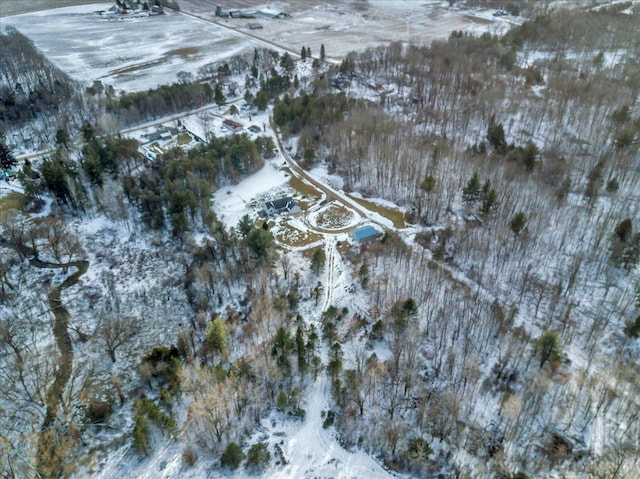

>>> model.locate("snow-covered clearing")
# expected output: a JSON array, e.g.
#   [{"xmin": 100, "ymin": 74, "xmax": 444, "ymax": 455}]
[
  {"xmin": 267, "ymin": 377, "xmax": 393, "ymax": 479},
  {"xmin": 213, "ymin": 159, "xmax": 290, "ymax": 230}
]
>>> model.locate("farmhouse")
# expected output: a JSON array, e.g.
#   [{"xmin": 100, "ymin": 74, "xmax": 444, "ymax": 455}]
[
  {"xmin": 352, "ymin": 225, "xmax": 379, "ymax": 243},
  {"xmin": 223, "ymin": 119, "xmax": 244, "ymax": 133},
  {"xmin": 263, "ymin": 197, "xmax": 300, "ymax": 216},
  {"xmin": 145, "ymin": 127, "xmax": 179, "ymax": 143}
]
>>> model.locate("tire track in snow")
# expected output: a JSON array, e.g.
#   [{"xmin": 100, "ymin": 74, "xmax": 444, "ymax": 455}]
[{"xmin": 322, "ymin": 236, "xmax": 337, "ymax": 313}]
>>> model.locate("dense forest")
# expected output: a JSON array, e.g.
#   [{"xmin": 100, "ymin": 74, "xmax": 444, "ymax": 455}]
[
  {"xmin": 0, "ymin": 28, "xmax": 85, "ymax": 147},
  {"xmin": 299, "ymin": 8, "xmax": 640, "ymax": 477}
]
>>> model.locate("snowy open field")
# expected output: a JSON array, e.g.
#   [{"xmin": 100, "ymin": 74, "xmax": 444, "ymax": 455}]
[
  {"xmin": 1, "ymin": 3, "xmax": 264, "ymax": 92},
  {"xmin": 180, "ymin": 0, "xmax": 515, "ymax": 58},
  {"xmin": 2, "ymin": 0, "xmax": 515, "ymax": 92}
]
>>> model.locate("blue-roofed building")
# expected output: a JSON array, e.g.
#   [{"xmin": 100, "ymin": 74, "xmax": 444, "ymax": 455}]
[{"xmin": 352, "ymin": 225, "xmax": 379, "ymax": 243}]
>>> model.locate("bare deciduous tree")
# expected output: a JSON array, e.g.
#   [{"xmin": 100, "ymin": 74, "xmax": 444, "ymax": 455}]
[{"xmin": 96, "ymin": 316, "xmax": 139, "ymax": 362}]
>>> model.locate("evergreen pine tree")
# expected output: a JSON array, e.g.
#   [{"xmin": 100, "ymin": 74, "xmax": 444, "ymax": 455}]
[
  {"xmin": 204, "ymin": 318, "xmax": 228, "ymax": 362},
  {"xmin": 214, "ymin": 84, "xmax": 226, "ymax": 106},
  {"xmin": 0, "ymin": 139, "xmax": 17, "ymax": 171},
  {"xmin": 481, "ymin": 188, "xmax": 497, "ymax": 214},
  {"xmin": 487, "ymin": 114, "xmax": 506, "ymax": 153},
  {"xmin": 220, "ymin": 442, "xmax": 244, "ymax": 470},
  {"xmin": 295, "ymin": 325, "xmax": 307, "ymax": 377},
  {"xmin": 246, "ymin": 443, "xmax": 270, "ymax": 472},
  {"xmin": 462, "ymin": 172, "xmax": 481, "ymax": 203},
  {"xmin": 419, "ymin": 175, "xmax": 436, "ymax": 194},
  {"xmin": 510, "ymin": 212, "xmax": 527, "ymax": 236},
  {"xmin": 534, "ymin": 331, "xmax": 564, "ymax": 369}
]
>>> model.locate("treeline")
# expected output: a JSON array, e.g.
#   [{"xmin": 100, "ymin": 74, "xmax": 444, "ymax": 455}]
[
  {"xmin": 504, "ymin": 8, "xmax": 640, "ymax": 51},
  {"xmin": 0, "ymin": 27, "xmax": 78, "ymax": 132},
  {"xmin": 26, "ymin": 124, "xmax": 266, "ymax": 238},
  {"xmin": 25, "ymin": 125, "xmax": 141, "ymax": 208},
  {"xmin": 273, "ymin": 92, "xmax": 356, "ymax": 165},
  {"xmin": 105, "ymin": 46, "xmax": 298, "ymax": 126},
  {"xmin": 106, "ymin": 82, "xmax": 214, "ymax": 126},
  {"xmin": 273, "ymin": 92, "xmax": 353, "ymax": 136},
  {"xmin": 246, "ymin": 50, "xmax": 298, "ymax": 111}
]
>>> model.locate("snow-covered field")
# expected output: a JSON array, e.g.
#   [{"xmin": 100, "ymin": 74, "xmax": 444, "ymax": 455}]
[
  {"xmin": 181, "ymin": 0, "xmax": 516, "ymax": 60},
  {"xmin": 1, "ymin": 4, "xmax": 263, "ymax": 92},
  {"xmin": 2, "ymin": 0, "xmax": 517, "ymax": 93}
]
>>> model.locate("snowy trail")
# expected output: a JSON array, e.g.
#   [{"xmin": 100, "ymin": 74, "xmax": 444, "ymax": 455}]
[
  {"xmin": 272, "ymin": 234, "xmax": 394, "ymax": 479},
  {"xmin": 593, "ymin": 413, "xmax": 604, "ymax": 457},
  {"xmin": 322, "ymin": 236, "xmax": 337, "ymax": 313}
]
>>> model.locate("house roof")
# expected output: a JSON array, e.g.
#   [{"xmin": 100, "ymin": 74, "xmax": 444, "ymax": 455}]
[
  {"xmin": 257, "ymin": 9, "xmax": 289, "ymax": 18},
  {"xmin": 266, "ymin": 197, "xmax": 294, "ymax": 210},
  {"xmin": 223, "ymin": 119, "xmax": 243, "ymax": 129},
  {"xmin": 352, "ymin": 225, "xmax": 379, "ymax": 241}
]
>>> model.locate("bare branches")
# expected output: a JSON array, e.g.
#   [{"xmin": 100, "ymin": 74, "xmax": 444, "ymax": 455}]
[{"xmin": 96, "ymin": 316, "xmax": 139, "ymax": 363}]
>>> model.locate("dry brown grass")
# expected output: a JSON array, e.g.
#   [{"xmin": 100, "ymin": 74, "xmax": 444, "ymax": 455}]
[
  {"xmin": 0, "ymin": 192, "xmax": 27, "ymax": 214},
  {"xmin": 346, "ymin": 194, "xmax": 406, "ymax": 229}
]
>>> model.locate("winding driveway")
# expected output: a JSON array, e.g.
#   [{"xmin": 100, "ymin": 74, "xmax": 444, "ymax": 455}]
[{"xmin": 269, "ymin": 117, "xmax": 394, "ymax": 237}]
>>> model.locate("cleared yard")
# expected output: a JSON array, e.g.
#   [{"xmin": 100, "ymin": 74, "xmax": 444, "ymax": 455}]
[
  {"xmin": 273, "ymin": 222, "xmax": 322, "ymax": 248},
  {"xmin": 288, "ymin": 172, "xmax": 322, "ymax": 202}
]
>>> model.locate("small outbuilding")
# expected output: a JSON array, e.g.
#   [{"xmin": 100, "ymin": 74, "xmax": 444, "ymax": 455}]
[
  {"xmin": 352, "ymin": 225, "xmax": 379, "ymax": 243},
  {"xmin": 223, "ymin": 119, "xmax": 244, "ymax": 133}
]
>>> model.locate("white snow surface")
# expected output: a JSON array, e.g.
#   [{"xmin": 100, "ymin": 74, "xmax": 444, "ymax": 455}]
[
  {"xmin": 212, "ymin": 159, "xmax": 289, "ymax": 230},
  {"xmin": 268, "ymin": 377, "xmax": 393, "ymax": 479},
  {"xmin": 2, "ymin": 4, "xmax": 263, "ymax": 92},
  {"xmin": 1, "ymin": 0, "xmax": 521, "ymax": 93}
]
